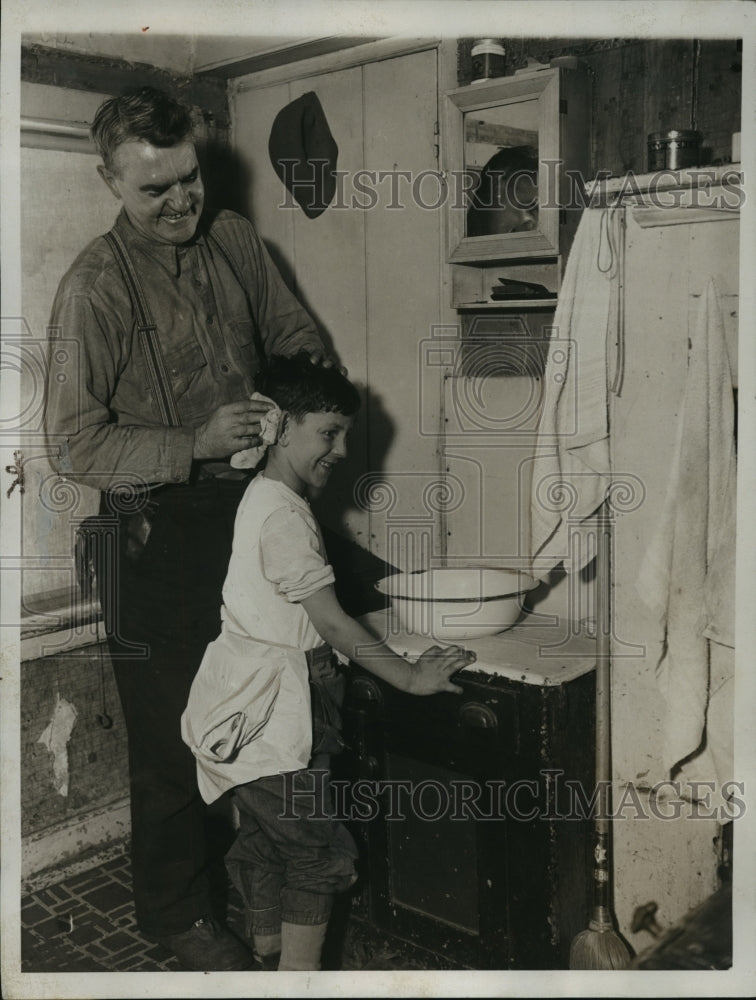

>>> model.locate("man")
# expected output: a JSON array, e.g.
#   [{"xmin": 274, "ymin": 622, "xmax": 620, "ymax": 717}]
[{"xmin": 44, "ymin": 86, "xmax": 329, "ymax": 971}]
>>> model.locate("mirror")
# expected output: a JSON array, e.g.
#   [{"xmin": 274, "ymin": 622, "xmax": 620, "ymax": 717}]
[
  {"xmin": 464, "ymin": 101, "xmax": 539, "ymax": 237},
  {"xmin": 444, "ymin": 71, "xmax": 566, "ymax": 263}
]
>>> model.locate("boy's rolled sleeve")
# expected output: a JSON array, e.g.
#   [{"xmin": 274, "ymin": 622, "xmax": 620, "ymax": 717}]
[{"xmin": 260, "ymin": 507, "xmax": 335, "ymax": 603}]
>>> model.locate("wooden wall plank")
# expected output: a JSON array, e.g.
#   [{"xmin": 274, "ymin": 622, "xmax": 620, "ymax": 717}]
[
  {"xmin": 230, "ymin": 68, "xmax": 370, "ymax": 551},
  {"xmin": 362, "ymin": 48, "xmax": 444, "ymax": 570},
  {"xmin": 288, "ymin": 68, "xmax": 370, "ymax": 550},
  {"xmin": 458, "ymin": 38, "xmax": 741, "ymax": 176},
  {"xmin": 230, "ymin": 81, "xmax": 297, "ymax": 288}
]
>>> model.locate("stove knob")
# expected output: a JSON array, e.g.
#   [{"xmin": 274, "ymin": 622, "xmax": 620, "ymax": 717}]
[
  {"xmin": 459, "ymin": 701, "xmax": 498, "ymax": 729},
  {"xmin": 350, "ymin": 676, "xmax": 384, "ymax": 706},
  {"xmin": 360, "ymin": 755, "xmax": 380, "ymax": 779}
]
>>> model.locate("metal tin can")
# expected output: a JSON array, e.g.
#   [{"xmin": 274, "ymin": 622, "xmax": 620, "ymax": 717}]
[
  {"xmin": 471, "ymin": 39, "xmax": 506, "ymax": 83},
  {"xmin": 647, "ymin": 130, "xmax": 703, "ymax": 171}
]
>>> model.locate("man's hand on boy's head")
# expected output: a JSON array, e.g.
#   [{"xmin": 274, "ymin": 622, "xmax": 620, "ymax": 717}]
[
  {"xmin": 307, "ymin": 348, "xmax": 348, "ymax": 377},
  {"xmin": 408, "ymin": 645, "xmax": 476, "ymax": 696}
]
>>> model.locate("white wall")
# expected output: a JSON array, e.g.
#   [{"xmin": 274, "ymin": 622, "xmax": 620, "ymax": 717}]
[
  {"xmin": 18, "ymin": 83, "xmax": 121, "ymax": 602},
  {"xmin": 611, "ymin": 208, "xmax": 739, "ymax": 951}
]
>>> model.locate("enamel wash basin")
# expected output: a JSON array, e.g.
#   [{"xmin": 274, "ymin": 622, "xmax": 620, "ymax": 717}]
[{"xmin": 375, "ymin": 567, "xmax": 538, "ymax": 641}]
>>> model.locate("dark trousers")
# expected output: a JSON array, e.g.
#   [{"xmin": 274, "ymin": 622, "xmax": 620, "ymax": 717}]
[
  {"xmin": 226, "ymin": 763, "xmax": 358, "ymax": 936},
  {"xmin": 100, "ymin": 478, "xmax": 249, "ymax": 938},
  {"xmin": 225, "ymin": 654, "xmax": 357, "ymax": 937}
]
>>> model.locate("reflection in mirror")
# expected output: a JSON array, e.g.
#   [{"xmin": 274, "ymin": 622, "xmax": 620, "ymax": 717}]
[{"xmin": 464, "ymin": 101, "xmax": 539, "ymax": 237}]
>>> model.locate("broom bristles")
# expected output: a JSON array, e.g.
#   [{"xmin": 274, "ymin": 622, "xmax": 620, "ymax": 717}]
[{"xmin": 569, "ymin": 925, "xmax": 632, "ymax": 970}]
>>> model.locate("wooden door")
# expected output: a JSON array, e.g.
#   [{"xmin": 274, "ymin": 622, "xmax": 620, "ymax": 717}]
[{"xmin": 231, "ymin": 47, "xmax": 442, "ymax": 571}]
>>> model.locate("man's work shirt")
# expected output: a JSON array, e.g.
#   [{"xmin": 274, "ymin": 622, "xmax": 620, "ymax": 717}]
[{"xmin": 45, "ymin": 208, "xmax": 323, "ymax": 491}]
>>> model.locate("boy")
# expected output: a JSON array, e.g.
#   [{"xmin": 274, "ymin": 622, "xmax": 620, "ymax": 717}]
[{"xmin": 182, "ymin": 354, "xmax": 475, "ymax": 972}]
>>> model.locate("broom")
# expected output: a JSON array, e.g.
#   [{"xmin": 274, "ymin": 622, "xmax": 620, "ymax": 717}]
[{"xmin": 569, "ymin": 500, "xmax": 631, "ymax": 969}]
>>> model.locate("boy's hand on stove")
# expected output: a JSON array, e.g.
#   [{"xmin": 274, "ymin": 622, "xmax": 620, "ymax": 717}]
[{"xmin": 409, "ymin": 645, "xmax": 476, "ymax": 695}]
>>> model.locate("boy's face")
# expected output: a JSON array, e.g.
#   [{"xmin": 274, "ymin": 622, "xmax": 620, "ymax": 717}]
[{"xmin": 277, "ymin": 410, "xmax": 354, "ymax": 496}]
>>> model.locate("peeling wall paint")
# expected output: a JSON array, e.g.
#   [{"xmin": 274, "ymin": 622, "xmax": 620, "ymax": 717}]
[
  {"xmin": 37, "ymin": 694, "xmax": 78, "ymax": 796},
  {"xmin": 22, "ymin": 644, "xmax": 129, "ymax": 842}
]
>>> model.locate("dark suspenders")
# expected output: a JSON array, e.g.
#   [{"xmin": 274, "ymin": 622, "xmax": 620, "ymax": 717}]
[{"xmin": 103, "ymin": 229, "xmax": 182, "ymax": 427}]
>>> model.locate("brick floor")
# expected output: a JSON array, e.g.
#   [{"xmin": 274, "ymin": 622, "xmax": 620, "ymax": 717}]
[
  {"xmin": 19, "ymin": 842, "xmax": 445, "ymax": 973},
  {"xmin": 20, "ymin": 846, "xmax": 236, "ymax": 973}
]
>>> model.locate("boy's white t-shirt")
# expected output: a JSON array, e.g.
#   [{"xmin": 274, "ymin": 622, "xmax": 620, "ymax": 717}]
[{"xmin": 181, "ymin": 474, "xmax": 336, "ymax": 803}]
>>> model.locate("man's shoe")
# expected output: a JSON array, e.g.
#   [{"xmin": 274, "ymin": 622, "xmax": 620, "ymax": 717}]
[{"xmin": 158, "ymin": 916, "xmax": 258, "ymax": 971}]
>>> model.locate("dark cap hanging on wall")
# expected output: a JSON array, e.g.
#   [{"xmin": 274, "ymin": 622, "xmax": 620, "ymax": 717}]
[{"xmin": 268, "ymin": 91, "xmax": 339, "ymax": 219}]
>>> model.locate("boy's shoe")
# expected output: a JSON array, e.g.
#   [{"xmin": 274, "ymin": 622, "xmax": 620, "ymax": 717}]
[{"xmin": 158, "ymin": 915, "xmax": 258, "ymax": 971}]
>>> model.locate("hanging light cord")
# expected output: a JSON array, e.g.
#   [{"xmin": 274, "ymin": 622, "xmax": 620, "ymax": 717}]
[{"xmin": 596, "ymin": 206, "xmax": 627, "ymax": 397}]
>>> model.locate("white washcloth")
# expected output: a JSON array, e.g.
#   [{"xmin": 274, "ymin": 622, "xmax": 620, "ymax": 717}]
[
  {"xmin": 230, "ymin": 392, "xmax": 282, "ymax": 469},
  {"xmin": 637, "ymin": 278, "xmax": 736, "ymax": 781},
  {"xmin": 529, "ymin": 208, "xmax": 620, "ymax": 579}
]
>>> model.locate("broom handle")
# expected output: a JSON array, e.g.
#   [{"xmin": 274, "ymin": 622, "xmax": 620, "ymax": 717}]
[
  {"xmin": 596, "ymin": 499, "xmax": 612, "ymax": 817},
  {"xmin": 569, "ymin": 499, "xmax": 631, "ymax": 966},
  {"xmin": 592, "ymin": 498, "xmax": 614, "ymax": 919}
]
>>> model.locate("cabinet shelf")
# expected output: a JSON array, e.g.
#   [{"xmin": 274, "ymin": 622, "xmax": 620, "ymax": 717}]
[
  {"xmin": 450, "ymin": 257, "xmax": 561, "ymax": 311},
  {"xmin": 455, "ymin": 298, "xmax": 558, "ymax": 310}
]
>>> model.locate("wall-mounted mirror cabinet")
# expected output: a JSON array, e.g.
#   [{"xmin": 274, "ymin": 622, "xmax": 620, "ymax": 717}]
[{"xmin": 444, "ymin": 67, "xmax": 591, "ymax": 295}]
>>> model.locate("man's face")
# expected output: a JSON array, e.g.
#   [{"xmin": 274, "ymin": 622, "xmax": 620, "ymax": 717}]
[{"xmin": 98, "ymin": 139, "xmax": 204, "ymax": 245}]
